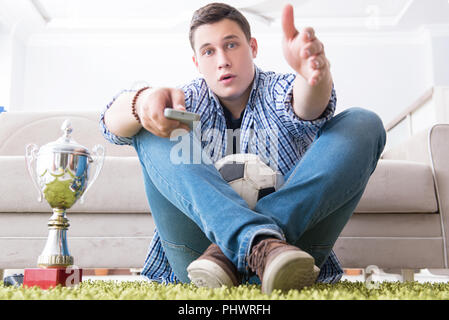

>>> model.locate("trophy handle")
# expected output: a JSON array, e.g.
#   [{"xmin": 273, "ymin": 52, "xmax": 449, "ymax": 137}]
[
  {"xmin": 80, "ymin": 144, "xmax": 105, "ymax": 204},
  {"xmin": 25, "ymin": 143, "xmax": 43, "ymax": 202}
]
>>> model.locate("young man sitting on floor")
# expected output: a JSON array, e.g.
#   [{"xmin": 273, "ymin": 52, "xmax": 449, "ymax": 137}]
[{"xmin": 100, "ymin": 2, "xmax": 386, "ymax": 294}]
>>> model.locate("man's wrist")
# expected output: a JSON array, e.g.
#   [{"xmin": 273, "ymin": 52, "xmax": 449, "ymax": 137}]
[
  {"xmin": 292, "ymin": 72, "xmax": 332, "ymax": 120},
  {"xmin": 132, "ymin": 87, "xmax": 152, "ymax": 124}
]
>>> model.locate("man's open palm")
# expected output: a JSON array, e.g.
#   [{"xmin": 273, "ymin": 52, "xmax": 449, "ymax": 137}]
[{"xmin": 282, "ymin": 4, "xmax": 329, "ymax": 86}]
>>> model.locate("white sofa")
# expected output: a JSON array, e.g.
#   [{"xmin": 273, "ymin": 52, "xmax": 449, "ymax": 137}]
[{"xmin": 0, "ymin": 111, "xmax": 448, "ymax": 274}]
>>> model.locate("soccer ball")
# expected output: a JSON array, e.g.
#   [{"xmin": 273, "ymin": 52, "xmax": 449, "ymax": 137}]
[{"xmin": 214, "ymin": 153, "xmax": 284, "ymax": 210}]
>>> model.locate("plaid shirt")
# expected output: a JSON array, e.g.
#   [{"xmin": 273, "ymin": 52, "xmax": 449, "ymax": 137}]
[{"xmin": 99, "ymin": 65, "xmax": 343, "ymax": 284}]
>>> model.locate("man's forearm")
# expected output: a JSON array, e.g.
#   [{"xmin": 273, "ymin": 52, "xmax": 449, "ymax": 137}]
[
  {"xmin": 292, "ymin": 72, "xmax": 333, "ymax": 121},
  {"xmin": 104, "ymin": 91, "xmax": 145, "ymax": 138}
]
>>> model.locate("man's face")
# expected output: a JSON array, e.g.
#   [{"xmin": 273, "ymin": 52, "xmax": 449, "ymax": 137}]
[{"xmin": 192, "ymin": 19, "xmax": 258, "ymax": 102}]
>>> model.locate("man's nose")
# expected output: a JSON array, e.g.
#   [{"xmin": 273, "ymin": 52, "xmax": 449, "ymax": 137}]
[{"xmin": 217, "ymin": 50, "xmax": 231, "ymax": 69}]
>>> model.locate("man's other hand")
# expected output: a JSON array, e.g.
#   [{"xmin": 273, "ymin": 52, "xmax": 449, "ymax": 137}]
[{"xmin": 282, "ymin": 4, "xmax": 330, "ymax": 87}]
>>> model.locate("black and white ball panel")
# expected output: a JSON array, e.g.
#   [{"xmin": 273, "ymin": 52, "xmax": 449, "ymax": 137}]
[
  {"xmin": 218, "ymin": 162, "xmax": 245, "ymax": 183},
  {"xmin": 215, "ymin": 153, "xmax": 284, "ymax": 210},
  {"xmin": 257, "ymin": 187, "xmax": 276, "ymax": 200}
]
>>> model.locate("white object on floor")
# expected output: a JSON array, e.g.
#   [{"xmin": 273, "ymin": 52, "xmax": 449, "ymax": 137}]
[
  {"xmin": 415, "ymin": 268, "xmax": 449, "ymax": 283},
  {"xmin": 341, "ymin": 273, "xmax": 365, "ymax": 282},
  {"xmin": 82, "ymin": 275, "xmax": 150, "ymax": 282},
  {"xmin": 342, "ymin": 268, "xmax": 449, "ymax": 284},
  {"xmin": 368, "ymin": 268, "xmax": 403, "ymax": 283},
  {"xmin": 2, "ymin": 269, "xmax": 25, "ymax": 278}
]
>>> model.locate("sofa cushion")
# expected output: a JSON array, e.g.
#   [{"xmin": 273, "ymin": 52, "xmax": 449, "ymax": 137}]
[
  {"xmin": 2, "ymin": 157, "xmax": 437, "ymax": 214},
  {"xmin": 355, "ymin": 159, "xmax": 438, "ymax": 213},
  {"xmin": 0, "ymin": 156, "xmax": 149, "ymax": 213}
]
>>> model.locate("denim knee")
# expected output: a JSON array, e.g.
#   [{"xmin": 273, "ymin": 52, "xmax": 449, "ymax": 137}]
[{"xmin": 337, "ymin": 107, "xmax": 386, "ymax": 157}]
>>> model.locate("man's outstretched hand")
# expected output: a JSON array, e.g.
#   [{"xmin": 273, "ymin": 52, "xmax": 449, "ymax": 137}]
[{"xmin": 282, "ymin": 4, "xmax": 329, "ymax": 86}]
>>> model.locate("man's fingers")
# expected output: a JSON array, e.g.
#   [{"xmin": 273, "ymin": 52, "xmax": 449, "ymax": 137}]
[
  {"xmin": 160, "ymin": 120, "xmax": 190, "ymax": 137},
  {"xmin": 169, "ymin": 89, "xmax": 190, "ymax": 132},
  {"xmin": 309, "ymin": 73, "xmax": 320, "ymax": 86},
  {"xmin": 174, "ymin": 104, "xmax": 186, "ymax": 111},
  {"xmin": 170, "ymin": 88, "xmax": 186, "ymax": 110},
  {"xmin": 301, "ymin": 27, "xmax": 315, "ymax": 42},
  {"xmin": 309, "ymin": 55, "xmax": 327, "ymax": 70},
  {"xmin": 281, "ymin": 4, "xmax": 298, "ymax": 41},
  {"xmin": 178, "ymin": 124, "xmax": 191, "ymax": 132},
  {"xmin": 302, "ymin": 40, "xmax": 324, "ymax": 58}
]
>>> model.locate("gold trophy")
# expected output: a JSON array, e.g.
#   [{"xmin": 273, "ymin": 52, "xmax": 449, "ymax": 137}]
[{"xmin": 24, "ymin": 119, "xmax": 104, "ymax": 288}]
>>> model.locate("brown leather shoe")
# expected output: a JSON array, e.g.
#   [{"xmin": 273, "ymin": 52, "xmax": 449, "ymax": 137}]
[
  {"xmin": 187, "ymin": 243, "xmax": 240, "ymax": 288},
  {"xmin": 247, "ymin": 238, "xmax": 319, "ymax": 294}
]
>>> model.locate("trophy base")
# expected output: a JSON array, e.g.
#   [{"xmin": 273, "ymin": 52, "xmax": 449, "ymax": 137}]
[{"xmin": 23, "ymin": 267, "xmax": 83, "ymax": 290}]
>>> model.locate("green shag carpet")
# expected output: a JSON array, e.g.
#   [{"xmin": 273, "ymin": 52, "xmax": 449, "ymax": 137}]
[{"xmin": 1, "ymin": 280, "xmax": 449, "ymax": 300}]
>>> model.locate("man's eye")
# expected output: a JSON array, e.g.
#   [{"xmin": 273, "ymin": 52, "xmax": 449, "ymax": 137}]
[
  {"xmin": 204, "ymin": 49, "xmax": 213, "ymax": 56},
  {"xmin": 227, "ymin": 42, "xmax": 236, "ymax": 49}
]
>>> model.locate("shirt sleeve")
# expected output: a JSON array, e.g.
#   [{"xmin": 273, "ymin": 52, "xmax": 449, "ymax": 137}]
[
  {"xmin": 99, "ymin": 89, "xmax": 135, "ymax": 146},
  {"xmin": 265, "ymin": 73, "xmax": 337, "ymax": 140}
]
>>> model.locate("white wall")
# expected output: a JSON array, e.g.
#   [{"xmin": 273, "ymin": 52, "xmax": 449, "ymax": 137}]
[
  {"xmin": 0, "ymin": 34, "xmax": 12, "ymax": 109},
  {"xmin": 19, "ymin": 30, "xmax": 433, "ymax": 126},
  {"xmin": 9, "ymin": 33, "xmax": 26, "ymax": 109},
  {"xmin": 325, "ymin": 36, "xmax": 432, "ymax": 122},
  {"xmin": 22, "ymin": 33, "xmax": 198, "ymax": 112},
  {"xmin": 429, "ymin": 33, "xmax": 449, "ymax": 86}
]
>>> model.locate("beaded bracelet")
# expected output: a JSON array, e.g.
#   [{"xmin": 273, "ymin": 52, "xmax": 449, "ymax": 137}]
[{"xmin": 131, "ymin": 86, "xmax": 151, "ymax": 123}]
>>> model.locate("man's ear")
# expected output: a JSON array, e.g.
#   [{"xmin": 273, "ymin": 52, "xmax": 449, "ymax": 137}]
[
  {"xmin": 250, "ymin": 38, "xmax": 258, "ymax": 58},
  {"xmin": 192, "ymin": 54, "xmax": 201, "ymax": 73}
]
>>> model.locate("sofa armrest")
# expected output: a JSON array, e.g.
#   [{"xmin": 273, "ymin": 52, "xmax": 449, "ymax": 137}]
[
  {"xmin": 427, "ymin": 125, "xmax": 449, "ymax": 268},
  {"xmin": 383, "ymin": 124, "xmax": 449, "ymax": 267}
]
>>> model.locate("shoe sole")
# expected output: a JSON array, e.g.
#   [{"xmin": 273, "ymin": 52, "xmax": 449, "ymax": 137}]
[
  {"xmin": 187, "ymin": 259, "xmax": 236, "ymax": 288},
  {"xmin": 262, "ymin": 250, "xmax": 318, "ymax": 294}
]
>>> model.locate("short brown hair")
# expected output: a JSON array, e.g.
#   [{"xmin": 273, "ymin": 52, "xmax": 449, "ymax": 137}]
[{"xmin": 189, "ymin": 2, "xmax": 252, "ymax": 51}]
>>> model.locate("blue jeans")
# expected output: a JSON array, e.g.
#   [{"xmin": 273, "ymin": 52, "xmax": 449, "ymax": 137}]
[{"xmin": 132, "ymin": 107, "xmax": 386, "ymax": 283}]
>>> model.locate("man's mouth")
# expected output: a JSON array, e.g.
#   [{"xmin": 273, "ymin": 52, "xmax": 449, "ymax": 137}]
[{"xmin": 219, "ymin": 74, "xmax": 236, "ymax": 84}]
